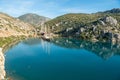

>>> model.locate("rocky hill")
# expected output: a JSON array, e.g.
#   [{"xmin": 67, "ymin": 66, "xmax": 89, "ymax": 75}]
[
  {"xmin": 0, "ymin": 12, "xmax": 36, "ymax": 37},
  {"xmin": 44, "ymin": 8, "xmax": 120, "ymax": 43},
  {"xmin": 102, "ymin": 8, "xmax": 120, "ymax": 13},
  {"xmin": 18, "ymin": 13, "xmax": 50, "ymax": 27}
]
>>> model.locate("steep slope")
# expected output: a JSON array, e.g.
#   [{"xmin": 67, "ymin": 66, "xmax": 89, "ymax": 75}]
[
  {"xmin": 0, "ymin": 12, "xmax": 35, "ymax": 37},
  {"xmin": 44, "ymin": 8, "xmax": 120, "ymax": 43},
  {"xmin": 44, "ymin": 13, "xmax": 103, "ymax": 33},
  {"xmin": 18, "ymin": 13, "xmax": 50, "ymax": 27}
]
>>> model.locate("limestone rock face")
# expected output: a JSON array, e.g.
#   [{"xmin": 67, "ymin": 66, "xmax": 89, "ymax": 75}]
[
  {"xmin": 103, "ymin": 16, "xmax": 118, "ymax": 26},
  {"xmin": 0, "ymin": 48, "xmax": 5, "ymax": 80}
]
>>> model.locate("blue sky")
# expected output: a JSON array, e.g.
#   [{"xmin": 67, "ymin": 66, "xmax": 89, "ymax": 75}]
[{"xmin": 0, "ymin": 0, "xmax": 120, "ymax": 18}]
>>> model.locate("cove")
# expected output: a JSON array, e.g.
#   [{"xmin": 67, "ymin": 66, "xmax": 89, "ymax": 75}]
[{"xmin": 5, "ymin": 38, "xmax": 120, "ymax": 80}]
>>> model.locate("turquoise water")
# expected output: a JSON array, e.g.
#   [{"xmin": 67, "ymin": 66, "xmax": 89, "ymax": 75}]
[{"xmin": 5, "ymin": 38, "xmax": 120, "ymax": 80}]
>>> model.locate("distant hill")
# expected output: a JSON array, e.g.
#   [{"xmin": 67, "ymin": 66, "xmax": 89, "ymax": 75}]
[
  {"xmin": 103, "ymin": 8, "xmax": 120, "ymax": 13},
  {"xmin": 18, "ymin": 13, "xmax": 50, "ymax": 27},
  {"xmin": 0, "ymin": 12, "xmax": 35, "ymax": 37},
  {"xmin": 44, "ymin": 8, "xmax": 120, "ymax": 43}
]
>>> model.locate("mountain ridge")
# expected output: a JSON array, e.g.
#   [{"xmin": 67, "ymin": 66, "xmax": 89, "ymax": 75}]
[
  {"xmin": 0, "ymin": 13, "xmax": 36, "ymax": 37},
  {"xmin": 18, "ymin": 13, "xmax": 50, "ymax": 27}
]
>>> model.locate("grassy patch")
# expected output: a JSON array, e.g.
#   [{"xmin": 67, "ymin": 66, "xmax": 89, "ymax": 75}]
[{"xmin": 0, "ymin": 36, "xmax": 26, "ymax": 48}]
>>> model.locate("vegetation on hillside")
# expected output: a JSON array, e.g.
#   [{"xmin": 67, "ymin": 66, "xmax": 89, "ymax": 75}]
[
  {"xmin": 0, "ymin": 12, "xmax": 36, "ymax": 37},
  {"xmin": 44, "ymin": 8, "xmax": 120, "ymax": 42},
  {"xmin": 18, "ymin": 13, "xmax": 50, "ymax": 27},
  {"xmin": 0, "ymin": 36, "xmax": 26, "ymax": 48}
]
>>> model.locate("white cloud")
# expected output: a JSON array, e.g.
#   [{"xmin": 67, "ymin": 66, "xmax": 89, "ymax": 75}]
[
  {"xmin": 0, "ymin": 0, "xmax": 119, "ymax": 18},
  {"xmin": 0, "ymin": 0, "xmax": 61, "ymax": 18},
  {"xmin": 0, "ymin": 0, "xmax": 34, "ymax": 17},
  {"xmin": 61, "ymin": 8, "xmax": 96, "ymax": 13}
]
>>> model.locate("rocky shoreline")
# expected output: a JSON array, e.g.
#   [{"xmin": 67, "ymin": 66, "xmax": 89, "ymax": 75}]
[{"xmin": 0, "ymin": 48, "xmax": 5, "ymax": 80}]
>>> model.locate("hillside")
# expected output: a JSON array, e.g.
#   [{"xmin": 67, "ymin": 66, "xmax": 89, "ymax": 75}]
[
  {"xmin": 18, "ymin": 13, "xmax": 50, "ymax": 27},
  {"xmin": 44, "ymin": 8, "xmax": 120, "ymax": 43},
  {"xmin": 102, "ymin": 8, "xmax": 120, "ymax": 13},
  {"xmin": 0, "ymin": 12, "xmax": 36, "ymax": 37},
  {"xmin": 0, "ymin": 12, "xmax": 37, "ymax": 80}
]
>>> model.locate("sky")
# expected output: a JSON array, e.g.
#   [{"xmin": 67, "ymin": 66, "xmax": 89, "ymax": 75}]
[{"xmin": 0, "ymin": 0, "xmax": 120, "ymax": 18}]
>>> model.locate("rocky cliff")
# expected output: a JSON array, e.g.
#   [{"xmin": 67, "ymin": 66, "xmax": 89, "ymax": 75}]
[
  {"xmin": 77, "ymin": 16, "xmax": 120, "ymax": 43},
  {"xmin": 0, "ymin": 48, "xmax": 5, "ymax": 80}
]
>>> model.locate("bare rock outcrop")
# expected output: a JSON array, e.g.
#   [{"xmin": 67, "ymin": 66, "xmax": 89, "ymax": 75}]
[
  {"xmin": 103, "ymin": 16, "xmax": 118, "ymax": 26},
  {"xmin": 0, "ymin": 48, "xmax": 5, "ymax": 80}
]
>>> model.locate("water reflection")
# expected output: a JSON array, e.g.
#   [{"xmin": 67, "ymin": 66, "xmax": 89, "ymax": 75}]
[
  {"xmin": 3, "ymin": 40, "xmax": 22, "ymax": 53},
  {"xmin": 22, "ymin": 38, "xmax": 41, "ymax": 46},
  {"xmin": 41, "ymin": 39, "xmax": 51, "ymax": 54},
  {"xmin": 4, "ymin": 37, "xmax": 120, "ymax": 60},
  {"xmin": 5, "ymin": 38, "xmax": 120, "ymax": 80},
  {"xmin": 51, "ymin": 38, "xmax": 120, "ymax": 59},
  {"xmin": 22, "ymin": 38, "xmax": 51, "ymax": 54}
]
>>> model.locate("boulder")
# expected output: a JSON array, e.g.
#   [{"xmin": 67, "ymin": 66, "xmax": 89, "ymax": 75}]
[
  {"xmin": 80, "ymin": 27, "xmax": 85, "ymax": 33},
  {"xmin": 66, "ymin": 27, "xmax": 73, "ymax": 32},
  {"xmin": 114, "ymin": 33, "xmax": 120, "ymax": 39},
  {"xmin": 103, "ymin": 16, "xmax": 118, "ymax": 26}
]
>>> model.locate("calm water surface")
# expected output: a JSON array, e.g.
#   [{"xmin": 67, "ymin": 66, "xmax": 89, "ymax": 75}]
[{"xmin": 5, "ymin": 38, "xmax": 120, "ymax": 80}]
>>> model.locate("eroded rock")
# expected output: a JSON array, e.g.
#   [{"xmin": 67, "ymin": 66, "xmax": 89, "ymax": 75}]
[
  {"xmin": 0, "ymin": 48, "xmax": 5, "ymax": 80},
  {"xmin": 103, "ymin": 16, "xmax": 118, "ymax": 26}
]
